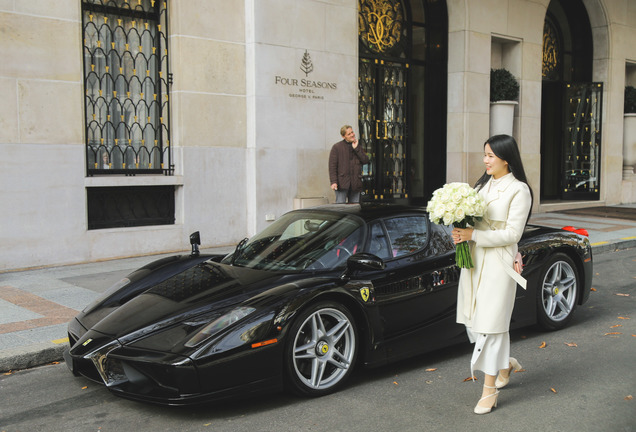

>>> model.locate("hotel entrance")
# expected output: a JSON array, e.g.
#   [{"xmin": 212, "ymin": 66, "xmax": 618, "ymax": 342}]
[
  {"xmin": 540, "ymin": 0, "xmax": 601, "ymax": 201},
  {"xmin": 357, "ymin": 0, "xmax": 448, "ymax": 203}
]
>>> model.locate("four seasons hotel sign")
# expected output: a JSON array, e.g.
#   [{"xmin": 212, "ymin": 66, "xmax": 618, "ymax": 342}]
[{"xmin": 274, "ymin": 50, "xmax": 338, "ymax": 100}]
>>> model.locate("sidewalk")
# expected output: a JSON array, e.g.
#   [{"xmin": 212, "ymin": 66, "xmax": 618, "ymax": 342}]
[{"xmin": 2, "ymin": 205, "xmax": 636, "ymax": 373}]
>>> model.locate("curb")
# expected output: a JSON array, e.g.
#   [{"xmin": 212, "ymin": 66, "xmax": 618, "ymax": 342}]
[
  {"xmin": 591, "ymin": 239, "xmax": 636, "ymax": 255},
  {"xmin": 0, "ymin": 342, "xmax": 67, "ymax": 373}
]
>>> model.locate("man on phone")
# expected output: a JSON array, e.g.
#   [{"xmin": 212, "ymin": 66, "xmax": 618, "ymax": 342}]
[{"xmin": 329, "ymin": 125, "xmax": 369, "ymax": 203}]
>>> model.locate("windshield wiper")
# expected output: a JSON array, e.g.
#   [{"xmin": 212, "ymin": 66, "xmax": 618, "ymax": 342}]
[{"xmin": 231, "ymin": 237, "xmax": 249, "ymax": 265}]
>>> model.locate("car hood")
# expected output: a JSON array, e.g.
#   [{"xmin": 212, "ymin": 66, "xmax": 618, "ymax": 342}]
[{"xmin": 79, "ymin": 260, "xmax": 303, "ymax": 340}]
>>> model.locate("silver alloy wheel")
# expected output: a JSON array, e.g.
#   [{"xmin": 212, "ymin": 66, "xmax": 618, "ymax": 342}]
[
  {"xmin": 291, "ymin": 307, "xmax": 356, "ymax": 391},
  {"xmin": 541, "ymin": 260, "xmax": 577, "ymax": 322}
]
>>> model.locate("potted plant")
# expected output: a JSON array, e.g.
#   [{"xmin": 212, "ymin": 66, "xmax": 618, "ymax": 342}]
[
  {"xmin": 623, "ymin": 86, "xmax": 636, "ymax": 177},
  {"xmin": 489, "ymin": 68, "xmax": 519, "ymax": 136}
]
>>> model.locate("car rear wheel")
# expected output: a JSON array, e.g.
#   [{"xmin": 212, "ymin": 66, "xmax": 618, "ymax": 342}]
[
  {"xmin": 284, "ymin": 301, "xmax": 357, "ymax": 396},
  {"xmin": 536, "ymin": 252, "xmax": 579, "ymax": 330}
]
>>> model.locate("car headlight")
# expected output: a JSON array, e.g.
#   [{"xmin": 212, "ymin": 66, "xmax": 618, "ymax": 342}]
[
  {"xmin": 184, "ymin": 306, "xmax": 256, "ymax": 348},
  {"xmin": 86, "ymin": 340, "xmax": 127, "ymax": 387}
]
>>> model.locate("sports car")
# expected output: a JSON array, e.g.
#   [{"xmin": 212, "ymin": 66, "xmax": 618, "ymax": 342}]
[{"xmin": 64, "ymin": 203, "xmax": 593, "ymax": 405}]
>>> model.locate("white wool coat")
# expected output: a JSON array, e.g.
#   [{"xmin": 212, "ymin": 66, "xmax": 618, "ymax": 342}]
[{"xmin": 456, "ymin": 174, "xmax": 532, "ymax": 334}]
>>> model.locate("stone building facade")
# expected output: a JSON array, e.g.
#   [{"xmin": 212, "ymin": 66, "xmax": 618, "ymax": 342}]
[{"xmin": 1, "ymin": 0, "xmax": 635, "ymax": 271}]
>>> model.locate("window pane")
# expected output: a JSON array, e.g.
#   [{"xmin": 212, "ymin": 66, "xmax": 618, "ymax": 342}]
[
  {"xmin": 384, "ymin": 216, "xmax": 428, "ymax": 257},
  {"xmin": 408, "ymin": 65, "xmax": 426, "ymax": 198},
  {"xmin": 412, "ymin": 25, "xmax": 426, "ymax": 61},
  {"xmin": 409, "ymin": 0, "xmax": 425, "ymax": 23},
  {"xmin": 368, "ymin": 223, "xmax": 391, "ymax": 259}
]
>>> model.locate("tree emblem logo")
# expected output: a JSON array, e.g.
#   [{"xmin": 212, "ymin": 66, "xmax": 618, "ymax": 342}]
[{"xmin": 300, "ymin": 50, "xmax": 314, "ymax": 76}]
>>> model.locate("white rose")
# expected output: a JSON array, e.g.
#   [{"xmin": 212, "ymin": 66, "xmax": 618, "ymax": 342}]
[{"xmin": 454, "ymin": 207, "xmax": 466, "ymax": 221}]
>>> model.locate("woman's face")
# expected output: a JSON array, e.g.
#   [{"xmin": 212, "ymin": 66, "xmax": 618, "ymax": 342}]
[{"xmin": 483, "ymin": 143, "xmax": 510, "ymax": 179}]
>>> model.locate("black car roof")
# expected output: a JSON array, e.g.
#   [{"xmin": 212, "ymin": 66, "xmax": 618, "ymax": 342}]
[{"xmin": 295, "ymin": 203, "xmax": 428, "ymax": 222}]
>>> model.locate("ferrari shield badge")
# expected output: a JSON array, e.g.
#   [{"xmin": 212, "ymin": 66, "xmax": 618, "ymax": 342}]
[{"xmin": 360, "ymin": 287, "xmax": 370, "ymax": 302}]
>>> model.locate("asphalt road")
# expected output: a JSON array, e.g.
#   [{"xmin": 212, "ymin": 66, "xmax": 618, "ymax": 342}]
[{"xmin": 1, "ymin": 248, "xmax": 635, "ymax": 432}]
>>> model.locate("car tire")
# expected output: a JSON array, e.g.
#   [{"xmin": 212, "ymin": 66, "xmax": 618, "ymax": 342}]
[
  {"xmin": 284, "ymin": 301, "xmax": 358, "ymax": 397},
  {"xmin": 536, "ymin": 252, "xmax": 579, "ymax": 331}
]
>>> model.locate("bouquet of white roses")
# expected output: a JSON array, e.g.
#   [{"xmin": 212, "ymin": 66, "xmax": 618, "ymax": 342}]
[{"xmin": 426, "ymin": 182, "xmax": 486, "ymax": 268}]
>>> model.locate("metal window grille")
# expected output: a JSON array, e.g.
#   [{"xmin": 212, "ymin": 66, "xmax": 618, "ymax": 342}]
[
  {"xmin": 87, "ymin": 186, "xmax": 175, "ymax": 229},
  {"xmin": 82, "ymin": 0, "xmax": 172, "ymax": 175}
]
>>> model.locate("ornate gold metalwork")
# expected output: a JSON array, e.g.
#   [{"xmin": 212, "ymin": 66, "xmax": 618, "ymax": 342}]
[
  {"xmin": 542, "ymin": 20, "xmax": 559, "ymax": 79},
  {"xmin": 359, "ymin": 0, "xmax": 404, "ymax": 54}
]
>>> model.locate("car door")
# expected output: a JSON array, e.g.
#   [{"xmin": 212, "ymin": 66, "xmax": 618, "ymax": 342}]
[{"xmin": 364, "ymin": 215, "xmax": 463, "ymax": 359}]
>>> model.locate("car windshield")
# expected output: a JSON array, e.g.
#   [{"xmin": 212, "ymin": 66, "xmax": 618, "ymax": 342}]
[{"xmin": 222, "ymin": 211, "xmax": 365, "ymax": 271}]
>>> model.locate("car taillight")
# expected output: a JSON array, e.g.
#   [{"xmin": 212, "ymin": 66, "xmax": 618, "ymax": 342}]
[{"xmin": 562, "ymin": 226, "xmax": 589, "ymax": 237}]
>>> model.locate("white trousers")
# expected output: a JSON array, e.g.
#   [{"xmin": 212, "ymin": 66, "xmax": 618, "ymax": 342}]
[{"xmin": 466, "ymin": 327, "xmax": 510, "ymax": 377}]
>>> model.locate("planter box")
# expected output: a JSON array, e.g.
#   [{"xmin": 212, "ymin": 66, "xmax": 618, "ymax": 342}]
[{"xmin": 489, "ymin": 101, "xmax": 518, "ymax": 137}]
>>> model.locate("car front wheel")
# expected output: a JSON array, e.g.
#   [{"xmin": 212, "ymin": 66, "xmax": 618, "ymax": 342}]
[
  {"xmin": 537, "ymin": 252, "xmax": 579, "ymax": 330},
  {"xmin": 284, "ymin": 301, "xmax": 357, "ymax": 396}
]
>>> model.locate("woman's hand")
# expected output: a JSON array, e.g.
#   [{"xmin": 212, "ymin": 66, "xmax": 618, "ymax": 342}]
[
  {"xmin": 514, "ymin": 252, "xmax": 523, "ymax": 274},
  {"xmin": 452, "ymin": 227, "xmax": 473, "ymax": 245}
]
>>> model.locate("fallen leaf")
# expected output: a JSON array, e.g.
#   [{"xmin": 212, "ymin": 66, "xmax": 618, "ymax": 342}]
[
  {"xmin": 610, "ymin": 325, "xmax": 623, "ymax": 328},
  {"xmin": 393, "ymin": 381, "xmax": 399, "ymax": 385},
  {"xmin": 82, "ymin": 386, "xmax": 88, "ymax": 390},
  {"xmin": 515, "ymin": 368, "xmax": 526, "ymax": 373},
  {"xmin": 632, "ymin": 334, "xmax": 636, "ymax": 337},
  {"xmin": 3, "ymin": 372, "xmax": 13, "ymax": 376},
  {"xmin": 550, "ymin": 388, "xmax": 557, "ymax": 394},
  {"xmin": 425, "ymin": 380, "xmax": 433, "ymax": 384},
  {"xmin": 625, "ymin": 395, "xmax": 634, "ymax": 401},
  {"xmin": 564, "ymin": 342, "xmax": 578, "ymax": 347},
  {"xmin": 604, "ymin": 332, "xmax": 622, "ymax": 336},
  {"xmin": 425, "ymin": 368, "xmax": 437, "ymax": 372},
  {"xmin": 590, "ymin": 287, "xmax": 597, "ymax": 292},
  {"xmin": 463, "ymin": 376, "xmax": 477, "ymax": 382},
  {"xmin": 616, "ymin": 293, "xmax": 630, "ymax": 297},
  {"xmin": 539, "ymin": 341, "xmax": 547, "ymax": 348},
  {"xmin": 618, "ymin": 317, "xmax": 630, "ymax": 320}
]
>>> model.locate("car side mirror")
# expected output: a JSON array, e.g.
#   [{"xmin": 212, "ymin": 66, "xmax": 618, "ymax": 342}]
[
  {"xmin": 345, "ymin": 253, "xmax": 385, "ymax": 273},
  {"xmin": 190, "ymin": 231, "xmax": 201, "ymax": 257}
]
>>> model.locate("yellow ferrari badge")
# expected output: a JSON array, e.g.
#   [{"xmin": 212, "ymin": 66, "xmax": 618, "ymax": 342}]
[{"xmin": 360, "ymin": 288, "xmax": 370, "ymax": 302}]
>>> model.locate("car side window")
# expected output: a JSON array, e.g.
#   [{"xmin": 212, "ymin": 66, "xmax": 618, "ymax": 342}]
[
  {"xmin": 384, "ymin": 216, "xmax": 428, "ymax": 257},
  {"xmin": 368, "ymin": 222, "xmax": 391, "ymax": 259}
]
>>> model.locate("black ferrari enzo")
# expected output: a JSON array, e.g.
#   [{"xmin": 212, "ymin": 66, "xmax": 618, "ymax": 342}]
[{"xmin": 64, "ymin": 204, "xmax": 592, "ymax": 405}]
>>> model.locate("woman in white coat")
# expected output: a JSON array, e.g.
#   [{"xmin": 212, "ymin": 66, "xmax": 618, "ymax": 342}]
[{"xmin": 452, "ymin": 135, "xmax": 532, "ymax": 415}]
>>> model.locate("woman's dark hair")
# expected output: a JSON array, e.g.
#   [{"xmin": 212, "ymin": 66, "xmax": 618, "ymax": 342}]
[{"xmin": 474, "ymin": 134, "xmax": 534, "ymax": 223}]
